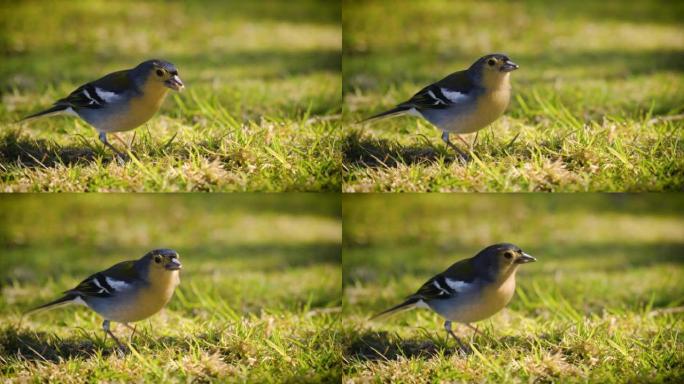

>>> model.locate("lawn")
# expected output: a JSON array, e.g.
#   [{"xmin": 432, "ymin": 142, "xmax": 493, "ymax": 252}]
[
  {"xmin": 342, "ymin": 194, "xmax": 684, "ymax": 382},
  {"xmin": 0, "ymin": 0, "xmax": 341, "ymax": 191},
  {"xmin": 0, "ymin": 194, "xmax": 342, "ymax": 382},
  {"xmin": 342, "ymin": 0, "xmax": 684, "ymax": 192}
]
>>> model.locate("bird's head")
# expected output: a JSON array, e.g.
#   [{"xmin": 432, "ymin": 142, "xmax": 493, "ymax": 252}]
[
  {"xmin": 134, "ymin": 59, "xmax": 184, "ymax": 91},
  {"xmin": 137, "ymin": 248, "xmax": 182, "ymax": 280},
  {"xmin": 468, "ymin": 53, "xmax": 518, "ymax": 89},
  {"xmin": 473, "ymin": 243, "xmax": 535, "ymax": 281}
]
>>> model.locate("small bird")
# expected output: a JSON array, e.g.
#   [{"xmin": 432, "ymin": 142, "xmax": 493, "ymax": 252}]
[
  {"xmin": 20, "ymin": 59, "xmax": 184, "ymax": 161},
  {"xmin": 363, "ymin": 53, "xmax": 519, "ymax": 159},
  {"xmin": 371, "ymin": 243, "xmax": 536, "ymax": 351},
  {"xmin": 24, "ymin": 249, "xmax": 182, "ymax": 349}
]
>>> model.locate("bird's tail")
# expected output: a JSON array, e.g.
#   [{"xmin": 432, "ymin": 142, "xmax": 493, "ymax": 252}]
[
  {"xmin": 19, "ymin": 104, "xmax": 72, "ymax": 122},
  {"xmin": 361, "ymin": 104, "xmax": 414, "ymax": 123},
  {"xmin": 23, "ymin": 293, "xmax": 82, "ymax": 316},
  {"xmin": 369, "ymin": 297, "xmax": 421, "ymax": 321}
]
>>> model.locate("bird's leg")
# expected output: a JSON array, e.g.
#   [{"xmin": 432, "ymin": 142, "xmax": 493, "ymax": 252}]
[
  {"xmin": 123, "ymin": 323, "xmax": 137, "ymax": 341},
  {"xmin": 111, "ymin": 133, "xmax": 130, "ymax": 151},
  {"xmin": 465, "ymin": 323, "xmax": 485, "ymax": 337},
  {"xmin": 456, "ymin": 134, "xmax": 471, "ymax": 149},
  {"xmin": 444, "ymin": 320, "xmax": 470, "ymax": 353},
  {"xmin": 102, "ymin": 319, "xmax": 126, "ymax": 351},
  {"xmin": 465, "ymin": 323, "xmax": 498, "ymax": 344},
  {"xmin": 441, "ymin": 132, "xmax": 469, "ymax": 162},
  {"xmin": 98, "ymin": 132, "xmax": 127, "ymax": 164}
]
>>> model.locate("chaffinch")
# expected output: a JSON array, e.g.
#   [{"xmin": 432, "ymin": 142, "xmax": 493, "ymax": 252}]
[
  {"xmin": 20, "ymin": 59, "xmax": 184, "ymax": 161},
  {"xmin": 25, "ymin": 249, "xmax": 182, "ymax": 349},
  {"xmin": 371, "ymin": 243, "xmax": 536, "ymax": 351},
  {"xmin": 364, "ymin": 53, "xmax": 519, "ymax": 159}
]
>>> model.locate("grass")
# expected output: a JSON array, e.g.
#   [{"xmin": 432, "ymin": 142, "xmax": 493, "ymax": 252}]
[
  {"xmin": 0, "ymin": 194, "xmax": 342, "ymax": 382},
  {"xmin": 342, "ymin": 0, "xmax": 684, "ymax": 192},
  {"xmin": 0, "ymin": 1, "xmax": 341, "ymax": 191},
  {"xmin": 341, "ymin": 194, "xmax": 684, "ymax": 382}
]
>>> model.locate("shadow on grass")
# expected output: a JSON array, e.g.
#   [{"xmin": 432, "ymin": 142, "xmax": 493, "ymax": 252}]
[
  {"xmin": 344, "ymin": 328, "xmax": 545, "ymax": 362},
  {"xmin": 0, "ymin": 326, "xmax": 110, "ymax": 362},
  {"xmin": 343, "ymin": 130, "xmax": 464, "ymax": 168},
  {"xmin": 0, "ymin": 130, "xmax": 105, "ymax": 168},
  {"xmin": 344, "ymin": 330, "xmax": 449, "ymax": 362},
  {"xmin": 344, "ymin": 327, "xmax": 575, "ymax": 363},
  {"xmin": 0, "ymin": 326, "xmax": 230, "ymax": 363},
  {"xmin": 0, "ymin": 129, "xmax": 256, "ymax": 170}
]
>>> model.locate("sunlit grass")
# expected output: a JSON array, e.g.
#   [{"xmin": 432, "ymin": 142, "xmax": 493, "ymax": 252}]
[
  {"xmin": 0, "ymin": 194, "xmax": 342, "ymax": 383},
  {"xmin": 342, "ymin": 0, "xmax": 684, "ymax": 192},
  {"xmin": 341, "ymin": 194, "xmax": 684, "ymax": 382},
  {"xmin": 0, "ymin": 0, "xmax": 342, "ymax": 191}
]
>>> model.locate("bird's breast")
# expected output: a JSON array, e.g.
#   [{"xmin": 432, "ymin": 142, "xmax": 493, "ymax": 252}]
[
  {"xmin": 430, "ymin": 274, "xmax": 517, "ymax": 323},
  {"xmin": 87, "ymin": 271, "xmax": 179, "ymax": 323},
  {"xmin": 87, "ymin": 88, "xmax": 169, "ymax": 133},
  {"xmin": 113, "ymin": 90, "xmax": 168, "ymax": 132},
  {"xmin": 436, "ymin": 87, "xmax": 511, "ymax": 134}
]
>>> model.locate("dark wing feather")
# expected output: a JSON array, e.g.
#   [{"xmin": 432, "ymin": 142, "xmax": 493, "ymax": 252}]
[
  {"xmin": 401, "ymin": 70, "xmax": 475, "ymax": 111},
  {"xmin": 409, "ymin": 257, "xmax": 476, "ymax": 301},
  {"xmin": 97, "ymin": 259, "xmax": 140, "ymax": 281},
  {"xmin": 57, "ymin": 70, "xmax": 133, "ymax": 110},
  {"xmin": 67, "ymin": 272, "xmax": 113, "ymax": 298},
  {"xmin": 66, "ymin": 260, "xmax": 139, "ymax": 298},
  {"xmin": 88, "ymin": 70, "xmax": 135, "ymax": 93}
]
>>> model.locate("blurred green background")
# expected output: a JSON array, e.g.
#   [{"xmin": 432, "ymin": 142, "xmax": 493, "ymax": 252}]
[
  {"xmin": 0, "ymin": 194, "xmax": 342, "ymax": 382},
  {"xmin": 342, "ymin": 194, "xmax": 684, "ymax": 381}
]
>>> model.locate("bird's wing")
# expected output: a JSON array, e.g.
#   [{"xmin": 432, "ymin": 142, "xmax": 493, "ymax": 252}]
[
  {"xmin": 400, "ymin": 70, "xmax": 475, "ymax": 111},
  {"xmin": 56, "ymin": 70, "xmax": 133, "ymax": 110},
  {"xmin": 89, "ymin": 70, "xmax": 136, "ymax": 94},
  {"xmin": 66, "ymin": 260, "xmax": 139, "ymax": 298},
  {"xmin": 410, "ymin": 258, "xmax": 476, "ymax": 301}
]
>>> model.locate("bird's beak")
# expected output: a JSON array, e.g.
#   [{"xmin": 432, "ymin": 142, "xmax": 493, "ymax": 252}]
[
  {"xmin": 516, "ymin": 252, "xmax": 536, "ymax": 264},
  {"xmin": 165, "ymin": 258, "xmax": 182, "ymax": 271},
  {"xmin": 501, "ymin": 60, "xmax": 519, "ymax": 72},
  {"xmin": 164, "ymin": 75, "xmax": 184, "ymax": 91}
]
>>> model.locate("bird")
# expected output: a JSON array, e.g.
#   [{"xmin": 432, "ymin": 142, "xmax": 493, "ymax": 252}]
[
  {"xmin": 370, "ymin": 243, "xmax": 536, "ymax": 351},
  {"xmin": 20, "ymin": 59, "xmax": 184, "ymax": 162},
  {"xmin": 363, "ymin": 53, "xmax": 519, "ymax": 159},
  {"xmin": 24, "ymin": 249, "xmax": 182, "ymax": 350}
]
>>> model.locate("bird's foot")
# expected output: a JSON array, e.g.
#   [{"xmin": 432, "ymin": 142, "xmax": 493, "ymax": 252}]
[
  {"xmin": 457, "ymin": 342, "xmax": 472, "ymax": 356},
  {"xmin": 114, "ymin": 344, "xmax": 129, "ymax": 357},
  {"xmin": 441, "ymin": 132, "xmax": 471, "ymax": 164},
  {"xmin": 456, "ymin": 151, "xmax": 470, "ymax": 165},
  {"xmin": 105, "ymin": 327, "xmax": 129, "ymax": 356},
  {"xmin": 447, "ymin": 145, "xmax": 470, "ymax": 164},
  {"xmin": 113, "ymin": 152, "xmax": 129, "ymax": 165},
  {"xmin": 446, "ymin": 329, "xmax": 472, "ymax": 356}
]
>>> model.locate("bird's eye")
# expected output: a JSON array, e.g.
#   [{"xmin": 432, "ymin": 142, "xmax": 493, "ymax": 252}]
[
  {"xmin": 154, "ymin": 255, "xmax": 162, "ymax": 263},
  {"xmin": 504, "ymin": 251, "xmax": 513, "ymax": 259},
  {"xmin": 155, "ymin": 69, "xmax": 164, "ymax": 77},
  {"xmin": 487, "ymin": 59, "xmax": 496, "ymax": 66}
]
